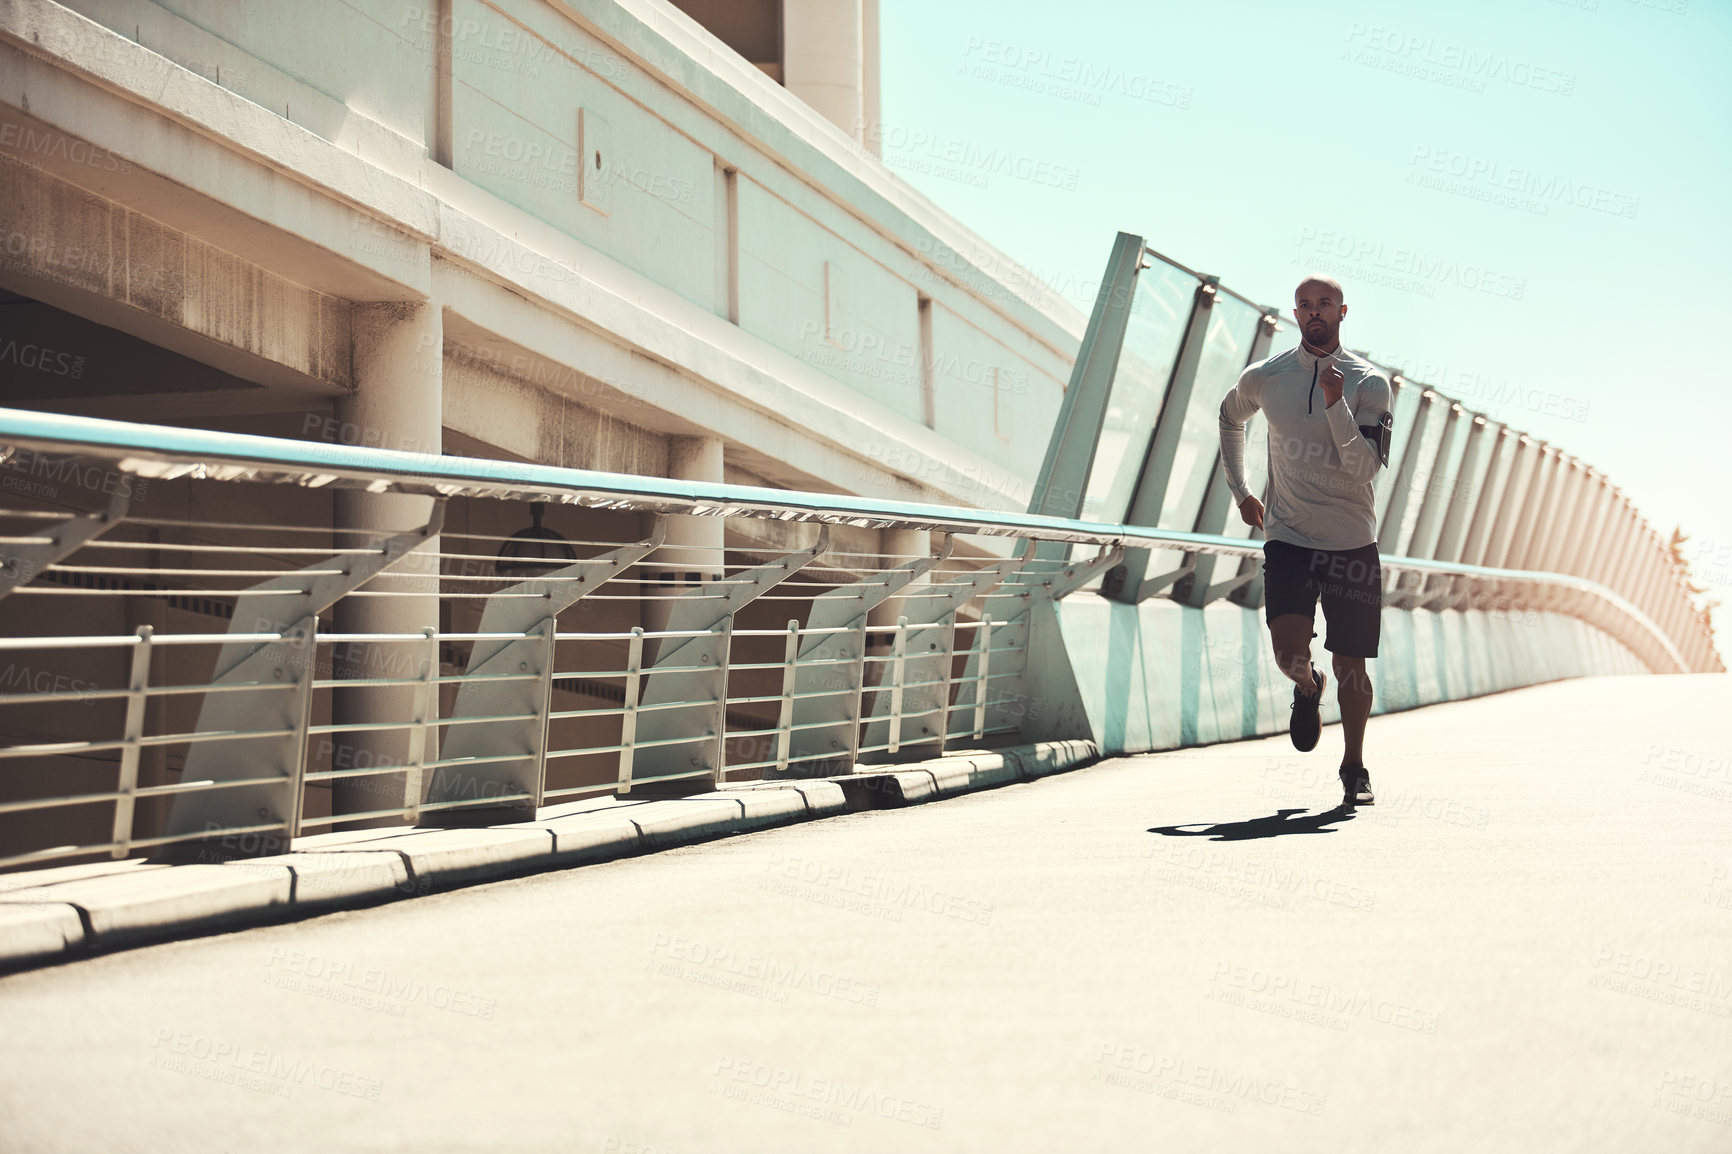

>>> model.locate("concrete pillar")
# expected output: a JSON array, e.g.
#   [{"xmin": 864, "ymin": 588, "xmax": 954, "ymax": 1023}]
[
  {"xmin": 642, "ymin": 436, "xmax": 726, "ymax": 663},
  {"xmin": 330, "ymin": 302, "xmax": 443, "ymax": 827},
  {"xmin": 784, "ymin": 0, "xmax": 867, "ymax": 146},
  {"xmin": 861, "ymin": 0, "xmax": 881, "ymax": 156},
  {"xmin": 867, "ymin": 527, "xmax": 931, "ymax": 666}
]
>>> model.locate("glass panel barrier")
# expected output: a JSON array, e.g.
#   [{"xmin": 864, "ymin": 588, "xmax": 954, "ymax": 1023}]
[
  {"xmin": 1412, "ymin": 405, "xmax": 1471, "ymax": 559},
  {"xmin": 1157, "ymin": 294, "xmax": 1262, "ymax": 533},
  {"xmin": 1080, "ymin": 256, "xmax": 1195, "ymax": 523},
  {"xmin": 1392, "ymin": 396, "xmax": 1448, "ymax": 555},
  {"xmin": 1375, "ymin": 378, "xmax": 1424, "ymax": 530}
]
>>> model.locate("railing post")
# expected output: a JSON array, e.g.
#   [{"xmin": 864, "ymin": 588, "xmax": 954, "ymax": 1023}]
[
  {"xmin": 971, "ymin": 615, "xmax": 994, "ymax": 741},
  {"xmin": 887, "ymin": 615, "xmax": 908, "ymax": 756},
  {"xmin": 110, "ymin": 625, "xmax": 154, "ymax": 859},
  {"xmin": 773, "ymin": 620, "xmax": 799, "ymax": 776},
  {"xmin": 616, "ymin": 627, "xmax": 644, "ymax": 794},
  {"xmin": 401, "ymin": 626, "xmax": 440, "ymax": 824}
]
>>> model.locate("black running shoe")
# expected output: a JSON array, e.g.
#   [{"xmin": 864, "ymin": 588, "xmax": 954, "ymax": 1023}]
[
  {"xmin": 1340, "ymin": 767, "xmax": 1374, "ymax": 806},
  {"xmin": 1289, "ymin": 666, "xmax": 1326, "ymax": 752}
]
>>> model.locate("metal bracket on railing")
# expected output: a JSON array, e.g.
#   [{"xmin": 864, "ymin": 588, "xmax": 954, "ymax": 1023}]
[
  {"xmin": 625, "ymin": 526, "xmax": 830, "ymax": 795},
  {"xmin": 1131, "ymin": 552, "xmax": 1198, "ymax": 603},
  {"xmin": 860, "ymin": 553, "xmax": 1017, "ymax": 762},
  {"xmin": 1382, "ymin": 566, "xmax": 1430, "ymax": 612},
  {"xmin": 424, "ymin": 519, "xmax": 667, "ymax": 824},
  {"xmin": 769, "ymin": 533, "xmax": 952, "ymax": 778},
  {"xmin": 157, "ymin": 505, "xmax": 446, "ymax": 859},
  {"xmin": 0, "ymin": 485, "xmax": 129, "ymax": 601}
]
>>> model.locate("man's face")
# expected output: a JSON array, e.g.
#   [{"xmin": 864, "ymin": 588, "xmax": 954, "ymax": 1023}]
[{"xmin": 1294, "ymin": 280, "xmax": 1347, "ymax": 350}]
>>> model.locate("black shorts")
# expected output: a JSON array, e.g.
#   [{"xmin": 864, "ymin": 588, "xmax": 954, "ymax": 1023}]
[{"xmin": 1262, "ymin": 540, "xmax": 1382, "ymax": 658}]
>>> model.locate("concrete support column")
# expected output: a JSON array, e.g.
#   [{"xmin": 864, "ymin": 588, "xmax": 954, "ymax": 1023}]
[
  {"xmin": 642, "ymin": 436, "xmax": 726, "ymax": 662},
  {"xmin": 866, "ymin": 528, "xmax": 931, "ymax": 663},
  {"xmin": 784, "ymin": 0, "xmax": 867, "ymax": 145},
  {"xmin": 330, "ymin": 302, "xmax": 443, "ymax": 827}
]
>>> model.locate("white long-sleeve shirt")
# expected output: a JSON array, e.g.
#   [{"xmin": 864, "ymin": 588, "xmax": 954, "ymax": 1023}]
[{"xmin": 1218, "ymin": 344, "xmax": 1393, "ymax": 551}]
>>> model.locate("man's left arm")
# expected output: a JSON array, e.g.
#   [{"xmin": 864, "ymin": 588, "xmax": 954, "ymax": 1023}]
[{"xmin": 1320, "ymin": 364, "xmax": 1392, "ymax": 483}]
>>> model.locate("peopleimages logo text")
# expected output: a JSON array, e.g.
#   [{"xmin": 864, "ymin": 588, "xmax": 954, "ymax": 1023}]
[{"xmin": 1295, "ymin": 229, "xmax": 1526, "ymax": 300}]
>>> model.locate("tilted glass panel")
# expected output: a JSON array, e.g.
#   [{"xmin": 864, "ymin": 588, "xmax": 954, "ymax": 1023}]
[
  {"xmin": 1080, "ymin": 256, "xmax": 1195, "ymax": 523},
  {"xmin": 1409, "ymin": 404, "xmax": 1471, "ymax": 558},
  {"xmin": 1428, "ymin": 413, "xmax": 1489, "ymax": 560},
  {"xmin": 1374, "ymin": 377, "xmax": 1423, "ymax": 530},
  {"xmin": 1158, "ymin": 294, "xmax": 1262, "ymax": 532},
  {"xmin": 1460, "ymin": 423, "xmax": 1514, "ymax": 564},
  {"xmin": 1483, "ymin": 435, "xmax": 1539, "ymax": 566},
  {"xmin": 1392, "ymin": 394, "xmax": 1447, "ymax": 555}
]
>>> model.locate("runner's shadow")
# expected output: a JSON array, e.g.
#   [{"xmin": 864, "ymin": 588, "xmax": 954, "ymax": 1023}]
[{"xmin": 1148, "ymin": 806, "xmax": 1356, "ymax": 841}]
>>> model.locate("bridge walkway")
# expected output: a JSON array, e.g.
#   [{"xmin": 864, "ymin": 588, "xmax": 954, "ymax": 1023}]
[{"xmin": 1, "ymin": 674, "xmax": 1728, "ymax": 1152}]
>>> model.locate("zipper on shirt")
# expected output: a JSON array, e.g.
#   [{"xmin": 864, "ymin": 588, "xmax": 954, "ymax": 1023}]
[{"xmin": 1308, "ymin": 360, "xmax": 1317, "ymax": 414}]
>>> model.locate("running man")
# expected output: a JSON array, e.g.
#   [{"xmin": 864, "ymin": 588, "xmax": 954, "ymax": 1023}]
[{"xmin": 1217, "ymin": 275, "xmax": 1393, "ymax": 806}]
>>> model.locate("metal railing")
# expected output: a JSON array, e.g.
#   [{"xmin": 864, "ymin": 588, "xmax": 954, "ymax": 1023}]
[{"xmin": 0, "ymin": 406, "xmax": 1696, "ymax": 869}]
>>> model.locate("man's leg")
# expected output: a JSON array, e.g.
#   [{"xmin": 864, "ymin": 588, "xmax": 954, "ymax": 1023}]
[
  {"xmin": 1332, "ymin": 654, "xmax": 1373, "ymax": 767},
  {"xmin": 1318, "ymin": 541, "xmax": 1381, "ymax": 804},
  {"xmin": 1270, "ymin": 614, "xmax": 1320, "ymax": 694}
]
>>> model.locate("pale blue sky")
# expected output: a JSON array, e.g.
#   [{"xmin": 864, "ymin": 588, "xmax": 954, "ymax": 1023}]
[{"xmin": 882, "ymin": 0, "xmax": 1731, "ymax": 659}]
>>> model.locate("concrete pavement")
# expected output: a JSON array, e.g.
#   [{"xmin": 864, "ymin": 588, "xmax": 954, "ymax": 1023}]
[{"xmin": 1, "ymin": 674, "xmax": 1728, "ymax": 1152}]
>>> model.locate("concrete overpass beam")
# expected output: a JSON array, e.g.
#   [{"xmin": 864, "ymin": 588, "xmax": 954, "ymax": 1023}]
[{"xmin": 0, "ymin": 154, "xmax": 353, "ymax": 405}]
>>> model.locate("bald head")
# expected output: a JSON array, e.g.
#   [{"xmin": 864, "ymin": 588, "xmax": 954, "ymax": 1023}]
[
  {"xmin": 1295, "ymin": 275, "xmax": 1345, "ymax": 305},
  {"xmin": 1293, "ymin": 276, "xmax": 1348, "ymax": 352}
]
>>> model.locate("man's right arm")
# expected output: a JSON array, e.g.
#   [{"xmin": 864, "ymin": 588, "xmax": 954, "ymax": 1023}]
[{"xmin": 1218, "ymin": 367, "xmax": 1262, "ymax": 508}]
